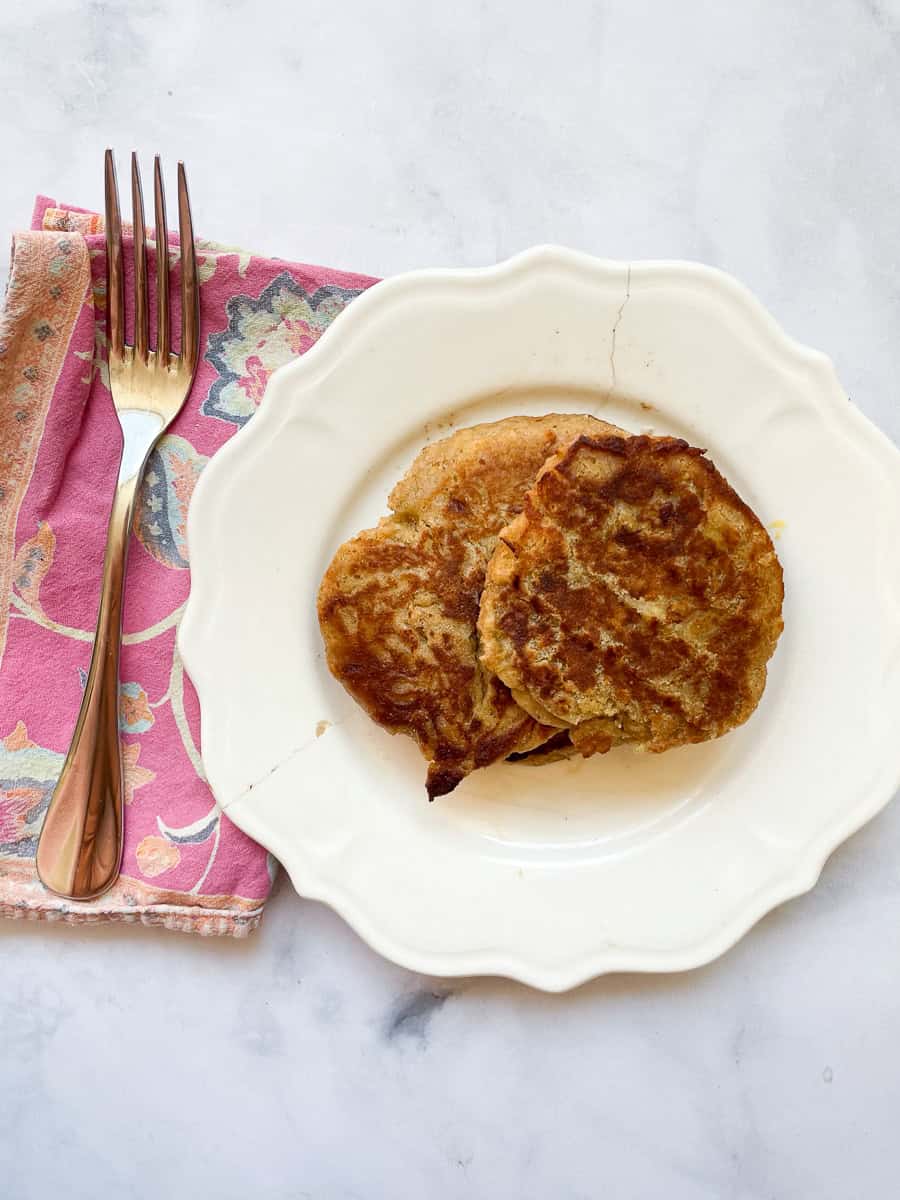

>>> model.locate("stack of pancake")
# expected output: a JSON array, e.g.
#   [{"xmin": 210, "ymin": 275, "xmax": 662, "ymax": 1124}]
[{"xmin": 318, "ymin": 414, "xmax": 784, "ymax": 799}]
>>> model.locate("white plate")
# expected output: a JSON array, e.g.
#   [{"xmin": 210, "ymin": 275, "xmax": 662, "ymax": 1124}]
[{"xmin": 179, "ymin": 247, "xmax": 900, "ymax": 991}]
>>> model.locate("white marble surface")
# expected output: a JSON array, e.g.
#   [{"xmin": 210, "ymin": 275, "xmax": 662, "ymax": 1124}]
[{"xmin": 2, "ymin": 1, "xmax": 899, "ymax": 1196}]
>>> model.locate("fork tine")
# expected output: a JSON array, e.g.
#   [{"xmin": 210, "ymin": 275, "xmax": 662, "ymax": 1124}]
[
  {"xmin": 131, "ymin": 153, "xmax": 149, "ymax": 363},
  {"xmin": 104, "ymin": 149, "xmax": 124, "ymax": 360},
  {"xmin": 153, "ymin": 156, "xmax": 170, "ymax": 364},
  {"xmin": 177, "ymin": 161, "xmax": 199, "ymax": 373}
]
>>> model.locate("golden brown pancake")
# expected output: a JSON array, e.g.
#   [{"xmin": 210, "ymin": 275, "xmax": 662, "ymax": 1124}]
[
  {"xmin": 478, "ymin": 434, "xmax": 784, "ymax": 757},
  {"xmin": 317, "ymin": 414, "xmax": 622, "ymax": 797}
]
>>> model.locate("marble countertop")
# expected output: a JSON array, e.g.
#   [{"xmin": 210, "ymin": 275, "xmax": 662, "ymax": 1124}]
[{"xmin": 2, "ymin": 1, "xmax": 899, "ymax": 1197}]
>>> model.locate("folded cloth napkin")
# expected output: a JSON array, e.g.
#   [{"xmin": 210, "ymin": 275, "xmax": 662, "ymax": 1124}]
[{"xmin": 0, "ymin": 196, "xmax": 376, "ymax": 936}]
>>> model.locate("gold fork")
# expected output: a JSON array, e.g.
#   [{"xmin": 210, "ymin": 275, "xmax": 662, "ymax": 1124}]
[{"xmin": 35, "ymin": 150, "xmax": 199, "ymax": 900}]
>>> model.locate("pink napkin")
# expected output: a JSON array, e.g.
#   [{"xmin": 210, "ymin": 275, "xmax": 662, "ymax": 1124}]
[{"xmin": 0, "ymin": 197, "xmax": 377, "ymax": 936}]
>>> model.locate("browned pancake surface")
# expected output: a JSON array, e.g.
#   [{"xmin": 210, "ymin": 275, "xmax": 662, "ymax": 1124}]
[
  {"xmin": 317, "ymin": 414, "xmax": 622, "ymax": 796},
  {"xmin": 478, "ymin": 434, "xmax": 784, "ymax": 755}
]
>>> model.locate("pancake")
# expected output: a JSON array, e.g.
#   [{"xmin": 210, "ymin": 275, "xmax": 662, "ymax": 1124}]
[
  {"xmin": 317, "ymin": 413, "xmax": 623, "ymax": 797},
  {"xmin": 478, "ymin": 434, "xmax": 784, "ymax": 756}
]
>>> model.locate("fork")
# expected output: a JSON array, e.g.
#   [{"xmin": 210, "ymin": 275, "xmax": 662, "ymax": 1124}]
[{"xmin": 35, "ymin": 150, "xmax": 199, "ymax": 900}]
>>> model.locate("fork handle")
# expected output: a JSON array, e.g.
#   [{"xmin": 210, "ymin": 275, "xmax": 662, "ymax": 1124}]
[{"xmin": 36, "ymin": 476, "xmax": 139, "ymax": 899}]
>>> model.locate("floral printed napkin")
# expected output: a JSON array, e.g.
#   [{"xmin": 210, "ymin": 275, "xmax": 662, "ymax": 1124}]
[{"xmin": 0, "ymin": 196, "xmax": 377, "ymax": 936}]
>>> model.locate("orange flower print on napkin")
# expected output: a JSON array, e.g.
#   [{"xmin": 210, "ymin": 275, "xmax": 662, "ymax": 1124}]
[
  {"xmin": 4, "ymin": 721, "xmax": 31, "ymax": 753},
  {"xmin": 0, "ymin": 722, "xmax": 63, "ymax": 853},
  {"xmin": 122, "ymin": 742, "xmax": 155, "ymax": 805},
  {"xmin": 284, "ymin": 318, "xmax": 319, "ymax": 356},
  {"xmin": 0, "ymin": 784, "xmax": 44, "ymax": 843},
  {"xmin": 13, "ymin": 522, "xmax": 56, "ymax": 612},
  {"xmin": 135, "ymin": 835, "xmax": 181, "ymax": 878},
  {"xmin": 119, "ymin": 683, "xmax": 154, "ymax": 734}
]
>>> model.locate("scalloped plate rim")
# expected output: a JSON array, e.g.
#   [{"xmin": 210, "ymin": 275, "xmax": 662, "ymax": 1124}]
[{"xmin": 180, "ymin": 245, "xmax": 900, "ymax": 990}]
